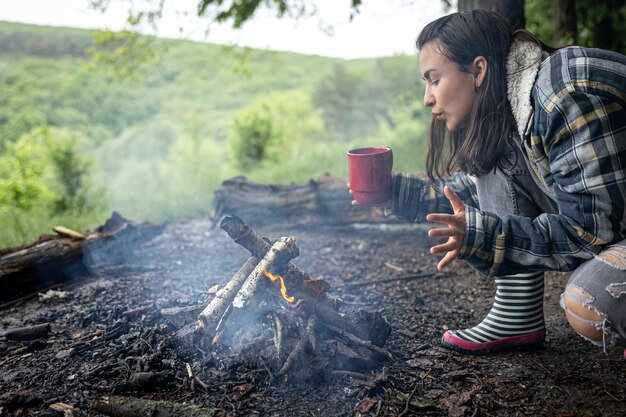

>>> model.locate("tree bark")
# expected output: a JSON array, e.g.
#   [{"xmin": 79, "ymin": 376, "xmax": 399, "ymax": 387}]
[
  {"xmin": 196, "ymin": 256, "xmax": 259, "ymax": 335},
  {"xmin": 458, "ymin": 0, "xmax": 525, "ymax": 29},
  {"xmin": 553, "ymin": 0, "xmax": 577, "ymax": 45},
  {"xmin": 212, "ymin": 175, "xmax": 392, "ymax": 228},
  {"xmin": 0, "ymin": 212, "xmax": 164, "ymax": 302}
]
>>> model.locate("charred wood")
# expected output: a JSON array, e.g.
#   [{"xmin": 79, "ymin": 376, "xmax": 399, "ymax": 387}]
[
  {"xmin": 277, "ymin": 315, "xmax": 317, "ymax": 376},
  {"xmin": 1, "ymin": 323, "xmax": 50, "ymax": 341},
  {"xmin": 113, "ymin": 372, "xmax": 174, "ymax": 392},
  {"xmin": 0, "ymin": 212, "xmax": 164, "ymax": 303},
  {"xmin": 323, "ymin": 322, "xmax": 393, "ymax": 360}
]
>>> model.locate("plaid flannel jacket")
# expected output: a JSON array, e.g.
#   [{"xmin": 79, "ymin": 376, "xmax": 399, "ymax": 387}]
[{"xmin": 391, "ymin": 46, "xmax": 626, "ymax": 277}]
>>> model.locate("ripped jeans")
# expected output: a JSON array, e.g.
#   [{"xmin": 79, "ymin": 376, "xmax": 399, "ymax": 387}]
[{"xmin": 474, "ymin": 147, "xmax": 626, "ymax": 348}]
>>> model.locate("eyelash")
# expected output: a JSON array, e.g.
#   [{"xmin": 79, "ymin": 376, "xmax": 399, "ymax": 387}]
[{"xmin": 431, "ymin": 80, "xmax": 439, "ymax": 86}]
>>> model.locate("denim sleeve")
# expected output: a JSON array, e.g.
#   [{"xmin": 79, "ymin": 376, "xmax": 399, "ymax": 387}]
[{"xmin": 390, "ymin": 172, "xmax": 479, "ymax": 223}]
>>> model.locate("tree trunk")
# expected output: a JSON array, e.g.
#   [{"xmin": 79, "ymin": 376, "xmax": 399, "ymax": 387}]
[
  {"xmin": 458, "ymin": 0, "xmax": 525, "ymax": 29},
  {"xmin": 553, "ymin": 0, "xmax": 577, "ymax": 45}
]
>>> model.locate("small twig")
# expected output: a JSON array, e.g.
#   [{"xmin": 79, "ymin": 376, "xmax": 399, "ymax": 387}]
[
  {"xmin": 604, "ymin": 389, "xmax": 623, "ymax": 401},
  {"xmin": 471, "ymin": 373, "xmax": 483, "ymax": 386},
  {"xmin": 384, "ymin": 262, "xmax": 405, "ymax": 272},
  {"xmin": 194, "ymin": 376, "xmax": 209, "ymax": 392},
  {"xmin": 398, "ymin": 384, "xmax": 418, "ymax": 417},
  {"xmin": 1, "ymin": 323, "xmax": 51, "ymax": 341},
  {"xmin": 374, "ymin": 399, "xmax": 383, "ymax": 417},
  {"xmin": 122, "ymin": 306, "xmax": 149, "ymax": 317},
  {"xmin": 277, "ymin": 316, "xmax": 316, "ymax": 376},
  {"xmin": 345, "ymin": 273, "xmax": 438, "ymax": 289},
  {"xmin": 322, "ymin": 322, "xmax": 393, "ymax": 359},
  {"xmin": 529, "ymin": 357, "xmax": 554, "ymax": 377},
  {"xmin": 272, "ymin": 312, "xmax": 285, "ymax": 361},
  {"xmin": 332, "ymin": 370, "xmax": 370, "ymax": 381}
]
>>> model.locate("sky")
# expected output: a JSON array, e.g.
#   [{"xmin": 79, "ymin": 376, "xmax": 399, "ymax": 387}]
[{"xmin": 0, "ymin": 0, "xmax": 451, "ymax": 58}]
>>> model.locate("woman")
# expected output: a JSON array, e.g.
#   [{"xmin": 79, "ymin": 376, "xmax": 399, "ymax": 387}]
[{"xmin": 351, "ymin": 10, "xmax": 626, "ymax": 356}]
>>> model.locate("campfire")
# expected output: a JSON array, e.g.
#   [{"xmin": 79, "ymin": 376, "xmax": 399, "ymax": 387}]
[{"xmin": 180, "ymin": 215, "xmax": 392, "ymax": 382}]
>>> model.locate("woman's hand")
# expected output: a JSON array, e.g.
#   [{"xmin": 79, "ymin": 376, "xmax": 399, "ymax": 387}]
[
  {"xmin": 426, "ymin": 186, "xmax": 466, "ymax": 271},
  {"xmin": 347, "ymin": 182, "xmax": 391, "ymax": 207}
]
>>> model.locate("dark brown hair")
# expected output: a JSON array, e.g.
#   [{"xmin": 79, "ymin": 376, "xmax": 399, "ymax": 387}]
[{"xmin": 416, "ymin": 10, "xmax": 556, "ymax": 184}]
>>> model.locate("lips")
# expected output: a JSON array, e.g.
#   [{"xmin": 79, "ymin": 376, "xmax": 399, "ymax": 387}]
[{"xmin": 433, "ymin": 112, "xmax": 444, "ymax": 121}]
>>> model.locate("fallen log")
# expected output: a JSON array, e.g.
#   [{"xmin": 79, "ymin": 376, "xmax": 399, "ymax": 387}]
[
  {"xmin": 0, "ymin": 212, "xmax": 164, "ymax": 303},
  {"xmin": 212, "ymin": 175, "xmax": 395, "ymax": 227}
]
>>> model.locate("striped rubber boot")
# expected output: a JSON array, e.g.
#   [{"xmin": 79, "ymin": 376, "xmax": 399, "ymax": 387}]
[{"xmin": 442, "ymin": 272, "xmax": 546, "ymax": 354}]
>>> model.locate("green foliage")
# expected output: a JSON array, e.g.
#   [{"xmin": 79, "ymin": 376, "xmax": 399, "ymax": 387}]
[
  {"xmin": 230, "ymin": 90, "xmax": 323, "ymax": 170},
  {"xmin": 0, "ymin": 130, "xmax": 53, "ymax": 215},
  {"xmin": 313, "ymin": 56, "xmax": 421, "ymax": 140},
  {"xmin": 197, "ymin": 0, "xmax": 362, "ymax": 28},
  {"xmin": 0, "ymin": 21, "xmax": 429, "ymax": 247},
  {"xmin": 86, "ymin": 30, "xmax": 164, "ymax": 79},
  {"xmin": 0, "ymin": 127, "xmax": 103, "ymax": 246}
]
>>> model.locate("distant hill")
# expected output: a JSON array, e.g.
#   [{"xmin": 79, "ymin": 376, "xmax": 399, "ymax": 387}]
[{"xmin": 0, "ymin": 21, "xmax": 426, "ymax": 247}]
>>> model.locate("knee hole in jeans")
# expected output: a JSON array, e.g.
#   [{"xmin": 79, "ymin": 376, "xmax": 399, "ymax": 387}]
[{"xmin": 561, "ymin": 286, "xmax": 607, "ymax": 342}]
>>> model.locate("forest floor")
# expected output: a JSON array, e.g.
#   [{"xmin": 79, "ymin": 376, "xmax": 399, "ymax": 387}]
[{"xmin": 1, "ymin": 216, "xmax": 625, "ymax": 416}]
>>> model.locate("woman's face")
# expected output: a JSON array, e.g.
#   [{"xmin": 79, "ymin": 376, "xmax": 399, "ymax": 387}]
[{"xmin": 419, "ymin": 41, "xmax": 479, "ymax": 132}]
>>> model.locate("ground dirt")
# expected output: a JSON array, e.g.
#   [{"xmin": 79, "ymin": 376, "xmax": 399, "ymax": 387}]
[{"xmin": 1, "ymin": 216, "xmax": 625, "ymax": 416}]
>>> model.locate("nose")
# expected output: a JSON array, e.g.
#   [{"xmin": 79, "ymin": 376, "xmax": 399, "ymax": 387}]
[{"xmin": 423, "ymin": 85, "xmax": 435, "ymax": 107}]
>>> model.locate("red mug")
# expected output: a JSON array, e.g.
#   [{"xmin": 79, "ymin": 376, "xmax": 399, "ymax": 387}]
[{"xmin": 347, "ymin": 147, "xmax": 393, "ymax": 204}]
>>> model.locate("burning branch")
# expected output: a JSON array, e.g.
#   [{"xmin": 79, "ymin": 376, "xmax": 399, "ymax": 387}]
[
  {"xmin": 178, "ymin": 215, "xmax": 392, "ymax": 381},
  {"xmin": 232, "ymin": 236, "xmax": 298, "ymax": 309}
]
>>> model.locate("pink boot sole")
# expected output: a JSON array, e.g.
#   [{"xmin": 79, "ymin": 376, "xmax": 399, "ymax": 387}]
[{"xmin": 442, "ymin": 330, "xmax": 546, "ymax": 355}]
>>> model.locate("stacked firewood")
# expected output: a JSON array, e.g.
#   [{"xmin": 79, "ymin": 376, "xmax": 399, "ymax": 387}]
[{"xmin": 182, "ymin": 215, "xmax": 392, "ymax": 381}]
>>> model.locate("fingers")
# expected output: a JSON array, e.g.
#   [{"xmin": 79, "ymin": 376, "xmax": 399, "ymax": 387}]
[
  {"xmin": 444, "ymin": 185, "xmax": 464, "ymax": 213},
  {"xmin": 428, "ymin": 226, "xmax": 462, "ymax": 239},
  {"xmin": 426, "ymin": 213, "xmax": 463, "ymax": 228},
  {"xmin": 426, "ymin": 187, "xmax": 465, "ymax": 271},
  {"xmin": 430, "ymin": 240, "xmax": 459, "ymax": 254},
  {"xmin": 437, "ymin": 250, "xmax": 459, "ymax": 271}
]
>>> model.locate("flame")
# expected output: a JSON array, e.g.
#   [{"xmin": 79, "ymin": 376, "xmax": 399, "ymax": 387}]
[{"xmin": 264, "ymin": 271, "xmax": 295, "ymax": 303}]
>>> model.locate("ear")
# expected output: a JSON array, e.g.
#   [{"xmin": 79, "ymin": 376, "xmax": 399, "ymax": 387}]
[{"xmin": 472, "ymin": 56, "xmax": 488, "ymax": 88}]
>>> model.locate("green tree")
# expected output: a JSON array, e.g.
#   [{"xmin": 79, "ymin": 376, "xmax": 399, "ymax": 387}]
[
  {"xmin": 0, "ymin": 130, "xmax": 54, "ymax": 224},
  {"xmin": 229, "ymin": 89, "xmax": 323, "ymax": 170},
  {"xmin": 0, "ymin": 127, "xmax": 101, "ymax": 241}
]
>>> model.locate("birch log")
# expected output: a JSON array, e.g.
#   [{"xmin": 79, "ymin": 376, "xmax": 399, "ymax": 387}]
[
  {"xmin": 219, "ymin": 215, "xmax": 340, "ymax": 306},
  {"xmin": 195, "ymin": 256, "xmax": 259, "ymax": 335},
  {"xmin": 232, "ymin": 237, "xmax": 298, "ymax": 309}
]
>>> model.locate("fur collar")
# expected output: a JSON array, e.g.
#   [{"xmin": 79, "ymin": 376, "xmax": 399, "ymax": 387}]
[{"xmin": 506, "ymin": 38, "xmax": 549, "ymax": 138}]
